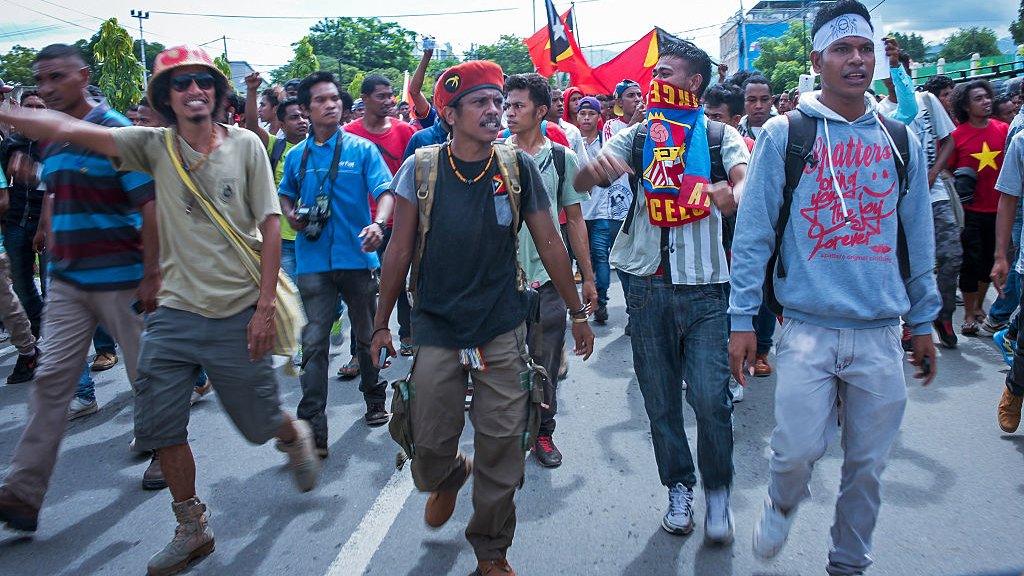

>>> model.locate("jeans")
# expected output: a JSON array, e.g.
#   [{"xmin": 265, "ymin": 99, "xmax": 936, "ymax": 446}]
[
  {"xmin": 93, "ymin": 325, "xmax": 116, "ymax": 355},
  {"xmin": 989, "ymin": 245, "xmax": 1021, "ymax": 324},
  {"xmin": 625, "ymin": 274, "xmax": 733, "ymax": 489},
  {"xmin": 281, "ymin": 239, "xmax": 297, "ymax": 280},
  {"xmin": 755, "ymin": 302, "xmax": 777, "ymax": 355},
  {"xmin": 348, "ymin": 227, "xmax": 410, "ymax": 356},
  {"xmin": 74, "ymin": 326, "xmax": 117, "ymax": 401},
  {"xmin": 585, "ymin": 219, "xmax": 627, "ymax": 307},
  {"xmin": 3, "ymin": 222, "xmax": 45, "ymax": 336},
  {"xmin": 75, "ymin": 364, "xmax": 95, "ymax": 402}
]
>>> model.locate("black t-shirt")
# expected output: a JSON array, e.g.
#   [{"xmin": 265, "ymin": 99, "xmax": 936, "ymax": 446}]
[{"xmin": 393, "ymin": 148, "xmax": 550, "ymax": 349}]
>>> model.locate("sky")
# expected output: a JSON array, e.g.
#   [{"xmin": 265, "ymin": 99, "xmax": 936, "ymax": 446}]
[{"xmin": 0, "ymin": 0, "xmax": 1018, "ymax": 77}]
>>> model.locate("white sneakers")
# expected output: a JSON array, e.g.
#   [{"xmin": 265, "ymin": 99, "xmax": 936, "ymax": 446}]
[
  {"xmin": 67, "ymin": 396, "xmax": 98, "ymax": 420},
  {"xmin": 753, "ymin": 497, "xmax": 794, "ymax": 559},
  {"xmin": 704, "ymin": 488, "xmax": 735, "ymax": 544},
  {"xmin": 662, "ymin": 483, "xmax": 695, "ymax": 535}
]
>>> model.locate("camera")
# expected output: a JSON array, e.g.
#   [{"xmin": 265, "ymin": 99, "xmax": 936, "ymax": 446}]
[{"xmin": 296, "ymin": 194, "xmax": 331, "ymax": 241}]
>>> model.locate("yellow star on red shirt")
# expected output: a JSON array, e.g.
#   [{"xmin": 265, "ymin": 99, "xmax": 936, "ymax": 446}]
[{"xmin": 971, "ymin": 141, "xmax": 1001, "ymax": 172}]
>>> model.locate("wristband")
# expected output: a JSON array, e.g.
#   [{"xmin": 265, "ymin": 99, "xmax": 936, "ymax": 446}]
[
  {"xmin": 372, "ymin": 327, "xmax": 391, "ymax": 339},
  {"xmin": 571, "ymin": 316, "xmax": 589, "ymax": 324}
]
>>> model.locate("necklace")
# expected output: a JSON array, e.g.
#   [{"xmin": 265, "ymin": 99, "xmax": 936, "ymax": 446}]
[
  {"xmin": 175, "ymin": 124, "xmax": 218, "ymax": 215},
  {"xmin": 447, "ymin": 145, "xmax": 494, "ymax": 185}
]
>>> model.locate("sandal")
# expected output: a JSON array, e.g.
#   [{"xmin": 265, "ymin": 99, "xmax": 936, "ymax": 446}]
[
  {"xmin": 399, "ymin": 338, "xmax": 415, "ymax": 357},
  {"xmin": 961, "ymin": 318, "xmax": 980, "ymax": 336},
  {"xmin": 337, "ymin": 358, "xmax": 360, "ymax": 379}
]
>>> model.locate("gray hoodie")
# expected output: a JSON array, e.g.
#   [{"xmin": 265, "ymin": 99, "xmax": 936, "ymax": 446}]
[{"xmin": 728, "ymin": 92, "xmax": 941, "ymax": 334}]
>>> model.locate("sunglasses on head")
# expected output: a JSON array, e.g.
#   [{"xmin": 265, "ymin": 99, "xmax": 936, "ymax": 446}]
[{"xmin": 170, "ymin": 72, "xmax": 215, "ymax": 92}]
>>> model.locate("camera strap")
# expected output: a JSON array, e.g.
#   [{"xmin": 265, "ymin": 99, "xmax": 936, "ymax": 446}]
[{"xmin": 297, "ymin": 130, "xmax": 344, "ymax": 199}]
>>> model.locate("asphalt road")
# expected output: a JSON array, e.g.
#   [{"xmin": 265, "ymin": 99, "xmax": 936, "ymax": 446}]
[{"xmin": 1, "ymin": 282, "xmax": 1022, "ymax": 576}]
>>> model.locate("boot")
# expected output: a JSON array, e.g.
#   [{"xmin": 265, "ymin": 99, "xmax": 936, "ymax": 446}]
[{"xmin": 147, "ymin": 497, "xmax": 215, "ymax": 576}]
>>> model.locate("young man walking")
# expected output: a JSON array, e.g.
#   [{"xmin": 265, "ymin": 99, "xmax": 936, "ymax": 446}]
[
  {"xmin": 279, "ymin": 71, "xmax": 396, "ymax": 449},
  {"xmin": 372, "ymin": 61, "xmax": 594, "ymax": 576},
  {"xmin": 504, "ymin": 73, "xmax": 596, "ymax": 467},
  {"xmin": 727, "ymin": 3, "xmax": 941, "ymax": 573},
  {"xmin": 575, "ymin": 40, "xmax": 749, "ymax": 543}
]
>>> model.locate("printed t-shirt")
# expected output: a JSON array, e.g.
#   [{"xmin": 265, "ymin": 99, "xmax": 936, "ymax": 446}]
[
  {"xmin": 110, "ymin": 124, "xmax": 280, "ymax": 318},
  {"xmin": 949, "ymin": 119, "xmax": 1009, "ymax": 213},
  {"xmin": 391, "ymin": 148, "xmax": 550, "ymax": 349},
  {"xmin": 580, "ymin": 134, "xmax": 632, "ymax": 221},
  {"xmin": 43, "ymin": 104, "xmax": 155, "ymax": 291},
  {"xmin": 267, "ymin": 134, "xmax": 298, "ymax": 241}
]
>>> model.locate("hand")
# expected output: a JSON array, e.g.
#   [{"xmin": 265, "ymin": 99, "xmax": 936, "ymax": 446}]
[
  {"xmin": 728, "ymin": 331, "xmax": 757, "ymax": 386},
  {"xmin": 587, "ymin": 153, "xmax": 633, "ymax": 185},
  {"xmin": 992, "ymin": 256, "xmax": 1009, "ymax": 297},
  {"xmin": 245, "ymin": 72, "xmax": 263, "ymax": 92},
  {"xmin": 717, "ymin": 62, "xmax": 729, "ymax": 82},
  {"xmin": 247, "ymin": 303, "xmax": 277, "ymax": 361},
  {"xmin": 32, "ymin": 227, "xmax": 47, "ymax": 253},
  {"xmin": 581, "ymin": 280, "xmax": 598, "ymax": 313},
  {"xmin": 884, "ymin": 37, "xmax": 900, "ymax": 68},
  {"xmin": 137, "ymin": 272, "xmax": 161, "ymax": 314},
  {"xmin": 629, "ymin": 103, "xmax": 646, "ymax": 125},
  {"xmin": 371, "ymin": 327, "xmax": 396, "ymax": 368},
  {"xmin": 909, "ymin": 333, "xmax": 937, "ymax": 386},
  {"xmin": 707, "ymin": 180, "xmax": 737, "ymax": 216},
  {"xmin": 422, "ymin": 36, "xmax": 436, "ymax": 52},
  {"xmin": 571, "ymin": 321, "xmax": 595, "ymax": 360},
  {"xmin": 287, "ymin": 208, "xmax": 306, "ymax": 231},
  {"xmin": 9, "ymin": 152, "xmax": 39, "ymax": 189},
  {"xmin": 359, "ymin": 222, "xmax": 385, "ymax": 252},
  {"xmin": 927, "ymin": 166, "xmax": 939, "ymax": 188}
]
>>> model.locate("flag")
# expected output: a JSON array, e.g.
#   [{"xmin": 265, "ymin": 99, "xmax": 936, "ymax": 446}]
[
  {"xmin": 524, "ymin": 5, "xmax": 591, "ymax": 78},
  {"xmin": 590, "ymin": 28, "xmax": 685, "ymax": 96},
  {"xmin": 545, "ymin": 0, "xmax": 572, "ymax": 63}
]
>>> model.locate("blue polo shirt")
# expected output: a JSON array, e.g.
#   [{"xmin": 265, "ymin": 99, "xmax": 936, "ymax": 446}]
[
  {"xmin": 278, "ymin": 129, "xmax": 391, "ymax": 274},
  {"xmin": 403, "ymin": 121, "xmax": 448, "ymax": 160}
]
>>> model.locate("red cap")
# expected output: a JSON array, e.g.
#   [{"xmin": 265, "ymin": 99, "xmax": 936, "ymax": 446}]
[{"xmin": 433, "ymin": 60, "xmax": 504, "ymax": 112}]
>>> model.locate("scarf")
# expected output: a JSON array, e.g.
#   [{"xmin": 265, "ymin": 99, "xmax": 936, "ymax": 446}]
[{"xmin": 642, "ymin": 79, "xmax": 712, "ymax": 227}]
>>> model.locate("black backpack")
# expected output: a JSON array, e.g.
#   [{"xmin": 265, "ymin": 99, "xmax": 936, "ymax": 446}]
[
  {"xmin": 763, "ymin": 109, "xmax": 912, "ymax": 315},
  {"xmin": 269, "ymin": 137, "xmax": 288, "ymax": 173}
]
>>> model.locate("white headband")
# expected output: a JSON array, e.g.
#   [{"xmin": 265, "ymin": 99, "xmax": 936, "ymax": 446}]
[{"xmin": 812, "ymin": 13, "xmax": 873, "ymax": 52}]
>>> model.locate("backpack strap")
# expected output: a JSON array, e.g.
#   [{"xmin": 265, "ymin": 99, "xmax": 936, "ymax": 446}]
[
  {"xmin": 877, "ymin": 113, "xmax": 912, "ymax": 280},
  {"xmin": 707, "ymin": 119, "xmax": 727, "ymax": 184},
  {"xmin": 551, "ymin": 143, "xmax": 567, "ymax": 200},
  {"xmin": 269, "ymin": 137, "xmax": 288, "ymax": 173},
  {"xmin": 493, "ymin": 142, "xmax": 527, "ymax": 292},
  {"xmin": 775, "ymin": 110, "xmax": 819, "ymax": 279},
  {"xmin": 621, "ymin": 124, "xmax": 648, "ymax": 235},
  {"xmin": 408, "ymin": 144, "xmax": 442, "ymax": 305}
]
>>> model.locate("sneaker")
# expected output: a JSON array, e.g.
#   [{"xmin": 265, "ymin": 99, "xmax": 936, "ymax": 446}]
[
  {"xmin": 189, "ymin": 379, "xmax": 212, "ymax": 407},
  {"xmin": 399, "ymin": 338, "xmax": 414, "ymax": 356},
  {"xmin": 6, "ymin": 347, "xmax": 38, "ymax": 385},
  {"xmin": 425, "ymin": 456, "xmax": 472, "ymax": 528},
  {"xmin": 337, "ymin": 358, "xmax": 360, "ymax": 380},
  {"xmin": 277, "ymin": 419, "xmax": 321, "ymax": 492},
  {"xmin": 753, "ymin": 354, "xmax": 772, "ymax": 377},
  {"xmin": 364, "ymin": 402, "xmax": 389, "ymax": 427},
  {"xmin": 661, "ymin": 483, "xmax": 695, "ymax": 535},
  {"xmin": 979, "ymin": 316, "xmax": 1007, "ymax": 337},
  {"xmin": 681, "ymin": 379, "xmax": 688, "ymax": 390},
  {"xmin": 143, "ymin": 453, "xmax": 168, "ymax": 490},
  {"xmin": 933, "ymin": 319, "xmax": 958, "ymax": 349},
  {"xmin": 475, "ymin": 558, "xmax": 516, "ymax": 576},
  {"xmin": 998, "ymin": 387, "xmax": 1023, "ymax": 433},
  {"xmin": 574, "ymin": 271, "xmax": 582, "ymax": 284},
  {"xmin": 729, "ymin": 380, "xmax": 744, "ymax": 403},
  {"xmin": 532, "ymin": 434, "xmax": 562, "ymax": 468},
  {"xmin": 752, "ymin": 497, "xmax": 794, "ymax": 560},
  {"xmin": 0, "ymin": 486, "xmax": 39, "ymax": 532},
  {"xmin": 67, "ymin": 396, "xmax": 98, "ymax": 421},
  {"xmin": 147, "ymin": 497, "xmax": 215, "ymax": 576},
  {"xmin": 594, "ymin": 304, "xmax": 608, "ymax": 325},
  {"xmin": 704, "ymin": 487, "xmax": 734, "ymax": 545},
  {"xmin": 995, "ymin": 329, "xmax": 1016, "ymax": 367},
  {"xmin": 91, "ymin": 351, "xmax": 118, "ymax": 372},
  {"xmin": 901, "ymin": 326, "xmax": 913, "ymax": 352},
  {"xmin": 962, "ymin": 317, "xmax": 981, "ymax": 336}
]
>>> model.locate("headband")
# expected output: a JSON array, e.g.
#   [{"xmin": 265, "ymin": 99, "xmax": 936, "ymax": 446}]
[{"xmin": 812, "ymin": 13, "xmax": 873, "ymax": 52}]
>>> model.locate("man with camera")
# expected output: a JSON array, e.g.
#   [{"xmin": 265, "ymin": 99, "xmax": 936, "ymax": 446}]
[{"xmin": 279, "ymin": 71, "xmax": 396, "ymax": 456}]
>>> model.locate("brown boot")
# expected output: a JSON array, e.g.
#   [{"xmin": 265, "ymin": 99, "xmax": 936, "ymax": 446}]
[
  {"xmin": 753, "ymin": 354, "xmax": 772, "ymax": 377},
  {"xmin": 147, "ymin": 497, "xmax": 215, "ymax": 576},
  {"xmin": 998, "ymin": 387, "xmax": 1023, "ymax": 433},
  {"xmin": 474, "ymin": 558, "xmax": 516, "ymax": 576},
  {"xmin": 425, "ymin": 456, "xmax": 472, "ymax": 528}
]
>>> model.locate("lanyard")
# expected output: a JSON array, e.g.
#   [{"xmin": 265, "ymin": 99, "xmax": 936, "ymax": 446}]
[{"xmin": 297, "ymin": 131, "xmax": 344, "ymax": 198}]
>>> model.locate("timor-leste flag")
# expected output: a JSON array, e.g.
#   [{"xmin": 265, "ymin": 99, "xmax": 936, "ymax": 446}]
[
  {"xmin": 591, "ymin": 28, "xmax": 687, "ymax": 95},
  {"xmin": 525, "ymin": 2, "xmax": 591, "ymax": 78}
]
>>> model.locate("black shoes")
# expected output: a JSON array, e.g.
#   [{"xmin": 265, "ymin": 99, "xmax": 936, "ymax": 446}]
[
  {"xmin": 933, "ymin": 319, "xmax": 958, "ymax": 349},
  {"xmin": 533, "ymin": 435, "xmax": 563, "ymax": 468},
  {"xmin": 594, "ymin": 305, "xmax": 609, "ymax": 325},
  {"xmin": 7, "ymin": 347, "xmax": 38, "ymax": 385},
  {"xmin": 364, "ymin": 402, "xmax": 390, "ymax": 427}
]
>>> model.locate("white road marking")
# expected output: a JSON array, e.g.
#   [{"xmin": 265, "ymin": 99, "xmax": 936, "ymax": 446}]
[{"xmin": 325, "ymin": 467, "xmax": 415, "ymax": 576}]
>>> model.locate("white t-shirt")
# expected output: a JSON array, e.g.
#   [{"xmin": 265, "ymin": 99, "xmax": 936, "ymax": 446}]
[
  {"xmin": 580, "ymin": 133, "xmax": 632, "ymax": 221},
  {"xmin": 558, "ymin": 119, "xmax": 590, "ymax": 165},
  {"xmin": 877, "ymin": 92, "xmax": 955, "ymax": 203}
]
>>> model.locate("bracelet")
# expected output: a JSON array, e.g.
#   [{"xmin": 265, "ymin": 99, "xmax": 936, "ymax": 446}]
[
  {"xmin": 372, "ymin": 221, "xmax": 386, "ymax": 231},
  {"xmin": 371, "ymin": 327, "xmax": 391, "ymax": 339},
  {"xmin": 568, "ymin": 303, "xmax": 591, "ymax": 319},
  {"xmin": 571, "ymin": 316, "xmax": 589, "ymax": 324}
]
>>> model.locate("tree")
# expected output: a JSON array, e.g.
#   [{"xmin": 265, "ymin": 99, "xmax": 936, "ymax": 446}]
[
  {"xmin": 752, "ymin": 21, "xmax": 807, "ymax": 93},
  {"xmin": 347, "ymin": 71, "xmax": 365, "ymax": 100},
  {"xmin": 1011, "ymin": 0, "xmax": 1024, "ymax": 45},
  {"xmin": 889, "ymin": 32, "xmax": 928, "ymax": 63},
  {"xmin": 133, "ymin": 40, "xmax": 165, "ymax": 73},
  {"xmin": 92, "ymin": 18, "xmax": 143, "ymax": 113},
  {"xmin": 213, "ymin": 54, "xmax": 232, "ymax": 80},
  {"xmin": 308, "ymin": 17, "xmax": 416, "ymax": 73},
  {"xmin": 271, "ymin": 36, "xmax": 320, "ymax": 85},
  {"xmin": 465, "ymin": 35, "xmax": 533, "ymax": 75},
  {"xmin": 939, "ymin": 27, "xmax": 1000, "ymax": 62},
  {"xmin": 0, "ymin": 45, "xmax": 38, "ymax": 85}
]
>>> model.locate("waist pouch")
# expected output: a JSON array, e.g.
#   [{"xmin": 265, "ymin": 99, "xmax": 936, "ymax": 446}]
[
  {"xmin": 388, "ymin": 377, "xmax": 415, "ymax": 469},
  {"xmin": 521, "ymin": 358, "xmax": 549, "ymax": 452}
]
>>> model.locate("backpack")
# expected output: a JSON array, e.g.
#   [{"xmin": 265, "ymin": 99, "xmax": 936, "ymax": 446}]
[
  {"xmin": 762, "ymin": 109, "xmax": 912, "ymax": 315},
  {"xmin": 269, "ymin": 137, "xmax": 288, "ymax": 173},
  {"xmin": 549, "ymin": 143, "xmax": 567, "ymax": 201},
  {"xmin": 408, "ymin": 142, "xmax": 527, "ymax": 305}
]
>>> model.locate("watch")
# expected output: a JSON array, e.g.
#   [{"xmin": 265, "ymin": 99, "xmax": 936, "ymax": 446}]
[{"xmin": 373, "ymin": 220, "xmax": 386, "ymax": 231}]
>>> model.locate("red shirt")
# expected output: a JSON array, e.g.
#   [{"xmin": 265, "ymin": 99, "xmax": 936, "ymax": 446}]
[
  {"xmin": 343, "ymin": 119, "xmax": 417, "ymax": 225},
  {"xmin": 949, "ymin": 119, "xmax": 1009, "ymax": 214}
]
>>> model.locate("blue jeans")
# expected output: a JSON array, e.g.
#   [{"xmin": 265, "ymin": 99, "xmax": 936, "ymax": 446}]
[
  {"xmin": 625, "ymin": 274, "xmax": 734, "ymax": 489},
  {"xmin": 989, "ymin": 245, "xmax": 1021, "ymax": 324},
  {"xmin": 585, "ymin": 219, "xmax": 627, "ymax": 307},
  {"xmin": 3, "ymin": 222, "xmax": 45, "ymax": 336},
  {"xmin": 75, "ymin": 364, "xmax": 95, "ymax": 402},
  {"xmin": 93, "ymin": 325, "xmax": 116, "ymax": 355},
  {"xmin": 281, "ymin": 239, "xmax": 296, "ymax": 280},
  {"xmin": 755, "ymin": 302, "xmax": 777, "ymax": 355},
  {"xmin": 75, "ymin": 327, "xmax": 116, "ymax": 401}
]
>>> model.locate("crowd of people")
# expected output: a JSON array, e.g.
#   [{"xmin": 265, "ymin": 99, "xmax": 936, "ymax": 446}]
[{"xmin": 0, "ymin": 1, "xmax": 1021, "ymax": 575}]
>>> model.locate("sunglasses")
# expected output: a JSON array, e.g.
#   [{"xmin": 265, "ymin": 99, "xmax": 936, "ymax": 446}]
[{"xmin": 170, "ymin": 72, "xmax": 215, "ymax": 92}]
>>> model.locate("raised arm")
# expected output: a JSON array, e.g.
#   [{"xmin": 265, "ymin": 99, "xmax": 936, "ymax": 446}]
[
  {"xmin": 244, "ymin": 72, "xmax": 270, "ymax": 147},
  {"xmin": 0, "ymin": 106, "xmax": 117, "ymax": 158},
  {"xmin": 409, "ymin": 41, "xmax": 433, "ymax": 119}
]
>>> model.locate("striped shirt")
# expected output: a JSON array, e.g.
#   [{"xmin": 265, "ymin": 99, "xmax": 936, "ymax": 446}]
[
  {"xmin": 604, "ymin": 121, "xmax": 749, "ymax": 285},
  {"xmin": 41, "ymin": 104, "xmax": 155, "ymax": 291}
]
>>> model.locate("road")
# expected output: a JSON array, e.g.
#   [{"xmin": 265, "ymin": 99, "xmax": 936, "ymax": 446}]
[{"xmin": 1, "ymin": 283, "xmax": 1022, "ymax": 576}]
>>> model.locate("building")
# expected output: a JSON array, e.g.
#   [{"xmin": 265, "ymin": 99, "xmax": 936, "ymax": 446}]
[
  {"xmin": 720, "ymin": 1, "xmax": 832, "ymax": 73},
  {"xmin": 228, "ymin": 60, "xmax": 256, "ymax": 95}
]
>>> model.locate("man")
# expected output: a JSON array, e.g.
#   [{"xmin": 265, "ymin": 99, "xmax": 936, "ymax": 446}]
[
  {"xmin": 344, "ymin": 74, "xmax": 417, "ymax": 357},
  {"xmin": 0, "ymin": 45, "xmax": 323, "ymax": 574},
  {"xmin": 372, "ymin": 60, "xmax": 594, "ymax": 576},
  {"xmin": 136, "ymin": 97, "xmax": 165, "ymax": 127},
  {"xmin": 996, "ymin": 93, "xmax": 1018, "ymax": 126},
  {"xmin": 0, "ymin": 149, "xmax": 38, "ymax": 385},
  {"xmin": 244, "ymin": 73, "xmax": 310, "ymax": 279},
  {"xmin": 575, "ymin": 39, "xmax": 749, "ymax": 543},
  {"xmin": 577, "ymin": 96, "xmax": 632, "ymax": 325},
  {"xmin": 703, "ymin": 83, "xmax": 746, "ymax": 138},
  {"xmin": 727, "ymin": 2, "xmax": 940, "ymax": 573},
  {"xmin": 603, "ymin": 79, "xmax": 644, "ymax": 142},
  {"xmin": 283, "ymin": 78, "xmax": 300, "ymax": 99},
  {"xmin": 924, "ymin": 74, "xmax": 956, "ymax": 122},
  {"xmin": 505, "ymin": 73, "xmax": 596, "ymax": 467},
  {"xmin": 280, "ymin": 71, "xmax": 395, "ymax": 450},
  {"xmin": 351, "ymin": 98, "xmax": 365, "ymax": 120},
  {"xmin": 0, "ymin": 43, "xmax": 160, "ymax": 534},
  {"xmin": 547, "ymin": 87, "xmax": 590, "ymax": 164}
]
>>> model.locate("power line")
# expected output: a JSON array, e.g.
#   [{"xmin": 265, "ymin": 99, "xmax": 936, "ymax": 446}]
[
  {"xmin": 147, "ymin": 7, "xmax": 519, "ymax": 20},
  {"xmin": 1, "ymin": 0, "xmax": 97, "ymax": 33}
]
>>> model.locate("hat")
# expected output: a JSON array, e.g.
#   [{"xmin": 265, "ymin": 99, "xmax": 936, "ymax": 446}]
[
  {"xmin": 576, "ymin": 96, "xmax": 602, "ymax": 114},
  {"xmin": 613, "ymin": 79, "xmax": 640, "ymax": 99},
  {"xmin": 353, "ymin": 98, "xmax": 365, "ymax": 111},
  {"xmin": 147, "ymin": 45, "xmax": 227, "ymax": 107},
  {"xmin": 433, "ymin": 60, "xmax": 504, "ymax": 112},
  {"xmin": 284, "ymin": 78, "xmax": 301, "ymax": 91}
]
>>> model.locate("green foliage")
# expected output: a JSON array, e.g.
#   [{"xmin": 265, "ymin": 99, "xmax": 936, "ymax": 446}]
[
  {"xmin": 889, "ymin": 32, "xmax": 928, "ymax": 63},
  {"xmin": 92, "ymin": 18, "xmax": 143, "ymax": 113},
  {"xmin": 752, "ymin": 21, "xmax": 807, "ymax": 93},
  {"xmin": 347, "ymin": 71, "xmax": 365, "ymax": 100},
  {"xmin": 1011, "ymin": 1, "xmax": 1024, "ymax": 45},
  {"xmin": 464, "ymin": 35, "xmax": 533, "ymax": 75},
  {"xmin": 291, "ymin": 37, "xmax": 320, "ymax": 79},
  {"xmin": 307, "ymin": 17, "xmax": 416, "ymax": 72},
  {"xmin": 0, "ymin": 45, "xmax": 38, "ymax": 85},
  {"xmin": 314, "ymin": 55, "xmax": 361, "ymax": 88},
  {"xmin": 133, "ymin": 40, "xmax": 165, "ymax": 73},
  {"xmin": 939, "ymin": 27, "xmax": 1001, "ymax": 62},
  {"xmin": 213, "ymin": 55, "xmax": 232, "ymax": 79}
]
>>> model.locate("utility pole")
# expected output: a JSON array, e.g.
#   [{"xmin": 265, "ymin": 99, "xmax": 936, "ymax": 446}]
[
  {"xmin": 222, "ymin": 36, "xmax": 229, "ymax": 61},
  {"xmin": 571, "ymin": 2, "xmax": 580, "ymax": 47},
  {"xmin": 130, "ymin": 9, "xmax": 150, "ymax": 87}
]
